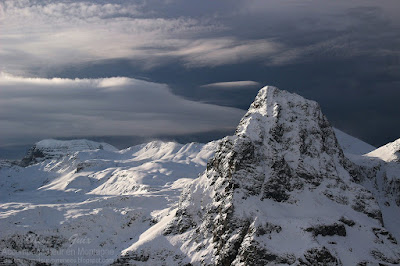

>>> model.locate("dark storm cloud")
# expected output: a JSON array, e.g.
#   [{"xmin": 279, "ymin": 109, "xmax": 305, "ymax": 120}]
[{"xmin": 0, "ymin": 0, "xmax": 399, "ymax": 147}]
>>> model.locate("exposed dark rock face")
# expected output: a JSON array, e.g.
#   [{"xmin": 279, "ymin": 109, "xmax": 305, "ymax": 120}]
[
  {"xmin": 305, "ymin": 223, "xmax": 346, "ymax": 237},
  {"xmin": 118, "ymin": 86, "xmax": 400, "ymax": 265},
  {"xmin": 300, "ymin": 247, "xmax": 339, "ymax": 265},
  {"xmin": 0, "ymin": 255, "xmax": 51, "ymax": 266},
  {"xmin": 19, "ymin": 145, "xmax": 46, "ymax": 167},
  {"xmin": 373, "ymin": 228, "xmax": 398, "ymax": 245},
  {"xmin": 339, "ymin": 217, "xmax": 356, "ymax": 227},
  {"xmin": 0, "ymin": 231, "xmax": 66, "ymax": 258}
]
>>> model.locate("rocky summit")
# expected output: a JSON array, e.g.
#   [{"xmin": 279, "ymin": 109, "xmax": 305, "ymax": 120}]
[{"xmin": 117, "ymin": 86, "xmax": 400, "ymax": 265}]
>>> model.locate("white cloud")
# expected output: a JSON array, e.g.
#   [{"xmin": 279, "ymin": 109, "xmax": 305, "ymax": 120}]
[
  {"xmin": 201, "ymin": 81, "xmax": 261, "ymax": 88},
  {"xmin": 0, "ymin": 73, "xmax": 245, "ymax": 145},
  {"xmin": 176, "ymin": 39, "xmax": 281, "ymax": 67},
  {"xmin": 0, "ymin": 0, "xmax": 285, "ymax": 73}
]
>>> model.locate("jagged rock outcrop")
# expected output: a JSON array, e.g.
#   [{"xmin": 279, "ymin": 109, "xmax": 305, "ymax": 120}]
[{"xmin": 118, "ymin": 86, "xmax": 400, "ymax": 265}]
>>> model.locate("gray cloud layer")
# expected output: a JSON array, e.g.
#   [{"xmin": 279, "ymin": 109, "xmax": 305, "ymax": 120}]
[
  {"xmin": 0, "ymin": 73, "xmax": 245, "ymax": 145},
  {"xmin": 2, "ymin": 0, "xmax": 398, "ymax": 75},
  {"xmin": 6, "ymin": 0, "xmax": 397, "ymax": 74}
]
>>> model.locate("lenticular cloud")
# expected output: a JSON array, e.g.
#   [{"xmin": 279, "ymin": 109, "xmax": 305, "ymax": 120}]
[{"xmin": 0, "ymin": 73, "xmax": 245, "ymax": 145}]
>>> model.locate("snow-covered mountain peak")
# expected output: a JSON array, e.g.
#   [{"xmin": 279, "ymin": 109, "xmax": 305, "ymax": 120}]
[
  {"xmin": 35, "ymin": 139, "xmax": 116, "ymax": 152},
  {"xmin": 244, "ymin": 85, "xmax": 317, "ymax": 116},
  {"xmin": 236, "ymin": 86, "xmax": 310, "ymax": 139},
  {"xmin": 118, "ymin": 86, "xmax": 400, "ymax": 265},
  {"xmin": 20, "ymin": 139, "xmax": 117, "ymax": 166},
  {"xmin": 366, "ymin": 138, "xmax": 400, "ymax": 162},
  {"xmin": 236, "ymin": 85, "xmax": 339, "ymax": 147},
  {"xmin": 234, "ymin": 85, "xmax": 343, "ymax": 183}
]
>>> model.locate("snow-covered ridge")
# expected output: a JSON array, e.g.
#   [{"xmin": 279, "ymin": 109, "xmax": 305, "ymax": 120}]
[
  {"xmin": 3, "ymin": 139, "xmax": 218, "ymax": 196},
  {"xmin": 366, "ymin": 138, "xmax": 400, "ymax": 162},
  {"xmin": 20, "ymin": 139, "xmax": 117, "ymax": 166},
  {"xmin": 120, "ymin": 140, "xmax": 216, "ymax": 164},
  {"xmin": 35, "ymin": 139, "xmax": 117, "ymax": 152}
]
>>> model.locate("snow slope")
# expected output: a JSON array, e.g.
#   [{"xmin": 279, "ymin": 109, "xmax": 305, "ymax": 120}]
[
  {"xmin": 0, "ymin": 140, "xmax": 217, "ymax": 264},
  {"xmin": 333, "ymin": 128, "xmax": 376, "ymax": 155}
]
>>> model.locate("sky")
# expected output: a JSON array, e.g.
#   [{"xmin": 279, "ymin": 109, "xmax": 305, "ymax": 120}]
[{"xmin": 1, "ymin": 0, "xmax": 399, "ymax": 153}]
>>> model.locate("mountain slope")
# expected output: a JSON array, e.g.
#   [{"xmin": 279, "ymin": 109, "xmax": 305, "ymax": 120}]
[
  {"xmin": 346, "ymin": 138, "xmax": 400, "ymax": 243},
  {"xmin": 0, "ymin": 140, "xmax": 217, "ymax": 264},
  {"xmin": 117, "ymin": 86, "xmax": 400, "ymax": 265}
]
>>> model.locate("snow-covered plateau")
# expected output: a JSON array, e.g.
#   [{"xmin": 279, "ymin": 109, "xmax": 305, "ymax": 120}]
[{"xmin": 1, "ymin": 86, "xmax": 399, "ymax": 265}]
